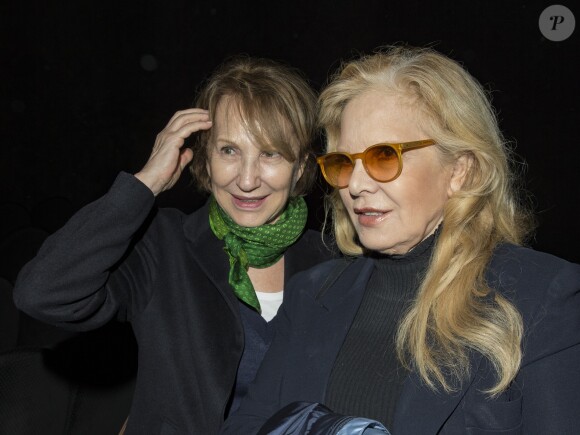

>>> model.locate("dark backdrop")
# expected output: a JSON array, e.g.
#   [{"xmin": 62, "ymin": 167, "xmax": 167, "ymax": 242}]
[{"xmin": 2, "ymin": 0, "xmax": 579, "ymax": 263}]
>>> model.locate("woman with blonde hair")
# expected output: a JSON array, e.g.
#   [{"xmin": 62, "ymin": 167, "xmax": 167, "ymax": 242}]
[{"xmin": 222, "ymin": 46, "xmax": 580, "ymax": 434}]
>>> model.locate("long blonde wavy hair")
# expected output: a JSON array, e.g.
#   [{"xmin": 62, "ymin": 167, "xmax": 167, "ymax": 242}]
[{"xmin": 318, "ymin": 46, "xmax": 534, "ymax": 396}]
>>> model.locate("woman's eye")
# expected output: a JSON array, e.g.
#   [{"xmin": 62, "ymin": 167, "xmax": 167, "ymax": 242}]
[
  {"xmin": 261, "ymin": 150, "xmax": 282, "ymax": 159},
  {"xmin": 219, "ymin": 146, "xmax": 237, "ymax": 156}
]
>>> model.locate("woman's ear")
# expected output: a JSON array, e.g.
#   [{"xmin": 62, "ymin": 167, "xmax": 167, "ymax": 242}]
[
  {"xmin": 448, "ymin": 153, "xmax": 473, "ymax": 195},
  {"xmin": 206, "ymin": 157, "xmax": 212, "ymax": 185},
  {"xmin": 292, "ymin": 157, "xmax": 307, "ymax": 190}
]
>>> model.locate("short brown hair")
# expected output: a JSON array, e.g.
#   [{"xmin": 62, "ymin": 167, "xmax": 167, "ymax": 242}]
[{"xmin": 189, "ymin": 55, "xmax": 317, "ymax": 196}]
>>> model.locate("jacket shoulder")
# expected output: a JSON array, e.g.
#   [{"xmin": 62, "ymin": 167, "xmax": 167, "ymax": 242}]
[
  {"xmin": 488, "ymin": 244, "xmax": 580, "ymax": 363},
  {"xmin": 487, "ymin": 244, "xmax": 580, "ymax": 298},
  {"xmin": 153, "ymin": 200, "xmax": 210, "ymax": 238}
]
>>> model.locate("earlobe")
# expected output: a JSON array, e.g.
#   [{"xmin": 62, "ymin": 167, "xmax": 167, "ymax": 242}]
[{"xmin": 448, "ymin": 154, "xmax": 472, "ymax": 195}]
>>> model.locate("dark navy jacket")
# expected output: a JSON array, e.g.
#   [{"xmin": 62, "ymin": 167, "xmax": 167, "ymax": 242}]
[
  {"xmin": 13, "ymin": 172, "xmax": 332, "ymax": 435},
  {"xmin": 222, "ymin": 244, "xmax": 580, "ymax": 434}
]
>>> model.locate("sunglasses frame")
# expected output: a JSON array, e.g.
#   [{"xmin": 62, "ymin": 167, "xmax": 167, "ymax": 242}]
[{"xmin": 316, "ymin": 139, "xmax": 436, "ymax": 188}]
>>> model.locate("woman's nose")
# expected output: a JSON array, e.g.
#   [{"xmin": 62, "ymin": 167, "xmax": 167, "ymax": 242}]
[
  {"xmin": 348, "ymin": 160, "xmax": 376, "ymax": 196},
  {"xmin": 237, "ymin": 158, "xmax": 262, "ymax": 191}
]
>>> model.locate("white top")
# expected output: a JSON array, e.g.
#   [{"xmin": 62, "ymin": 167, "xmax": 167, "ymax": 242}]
[{"xmin": 255, "ymin": 290, "xmax": 284, "ymax": 322}]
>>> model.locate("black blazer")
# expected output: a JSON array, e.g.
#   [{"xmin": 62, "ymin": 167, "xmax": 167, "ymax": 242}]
[
  {"xmin": 222, "ymin": 244, "xmax": 580, "ymax": 434},
  {"xmin": 13, "ymin": 172, "xmax": 332, "ymax": 435}
]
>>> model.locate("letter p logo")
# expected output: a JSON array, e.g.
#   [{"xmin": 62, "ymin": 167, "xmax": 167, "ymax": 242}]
[
  {"xmin": 550, "ymin": 15, "xmax": 566, "ymax": 30},
  {"xmin": 539, "ymin": 5, "xmax": 576, "ymax": 41}
]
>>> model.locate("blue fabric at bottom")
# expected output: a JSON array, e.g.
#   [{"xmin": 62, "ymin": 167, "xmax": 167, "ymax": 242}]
[{"xmin": 258, "ymin": 401, "xmax": 390, "ymax": 435}]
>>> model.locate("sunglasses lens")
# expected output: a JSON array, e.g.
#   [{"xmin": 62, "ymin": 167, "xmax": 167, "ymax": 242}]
[
  {"xmin": 366, "ymin": 145, "xmax": 399, "ymax": 182},
  {"xmin": 321, "ymin": 154, "xmax": 353, "ymax": 187}
]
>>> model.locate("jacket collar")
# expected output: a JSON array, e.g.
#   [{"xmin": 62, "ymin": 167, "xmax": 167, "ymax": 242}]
[
  {"xmin": 314, "ymin": 256, "xmax": 375, "ymax": 312},
  {"xmin": 182, "ymin": 199, "xmax": 327, "ymax": 285},
  {"xmin": 182, "ymin": 201, "xmax": 240, "ymax": 315},
  {"xmin": 181, "ymin": 200, "xmax": 328, "ymax": 314},
  {"xmin": 313, "ymin": 253, "xmax": 485, "ymax": 434},
  {"xmin": 182, "ymin": 199, "xmax": 213, "ymax": 243}
]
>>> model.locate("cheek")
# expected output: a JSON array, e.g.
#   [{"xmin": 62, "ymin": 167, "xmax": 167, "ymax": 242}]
[
  {"xmin": 209, "ymin": 160, "xmax": 236, "ymax": 188},
  {"xmin": 406, "ymin": 175, "xmax": 450, "ymax": 218},
  {"xmin": 262, "ymin": 164, "xmax": 296, "ymax": 190},
  {"xmin": 338, "ymin": 190, "xmax": 355, "ymax": 215},
  {"xmin": 404, "ymin": 159, "xmax": 451, "ymax": 202}
]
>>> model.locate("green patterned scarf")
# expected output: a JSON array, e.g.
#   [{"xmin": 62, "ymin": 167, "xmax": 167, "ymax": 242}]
[{"xmin": 208, "ymin": 195, "xmax": 307, "ymax": 313}]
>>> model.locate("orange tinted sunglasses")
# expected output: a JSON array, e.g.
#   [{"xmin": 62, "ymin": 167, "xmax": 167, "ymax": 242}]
[{"xmin": 316, "ymin": 139, "xmax": 436, "ymax": 188}]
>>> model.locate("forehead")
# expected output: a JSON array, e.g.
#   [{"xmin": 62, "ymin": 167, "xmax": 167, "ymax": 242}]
[
  {"xmin": 211, "ymin": 97, "xmax": 264, "ymax": 149},
  {"xmin": 213, "ymin": 96, "xmax": 246, "ymax": 132},
  {"xmin": 212, "ymin": 95, "xmax": 299, "ymax": 153},
  {"xmin": 339, "ymin": 91, "xmax": 425, "ymax": 149}
]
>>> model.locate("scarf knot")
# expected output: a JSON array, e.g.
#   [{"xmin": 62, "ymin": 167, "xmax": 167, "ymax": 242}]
[{"xmin": 209, "ymin": 196, "xmax": 307, "ymax": 312}]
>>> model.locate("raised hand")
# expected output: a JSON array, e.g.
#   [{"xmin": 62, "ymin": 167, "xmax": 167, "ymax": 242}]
[{"xmin": 135, "ymin": 109, "xmax": 212, "ymax": 196}]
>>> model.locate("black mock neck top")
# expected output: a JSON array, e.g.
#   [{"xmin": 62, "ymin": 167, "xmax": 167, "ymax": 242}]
[{"xmin": 325, "ymin": 232, "xmax": 437, "ymax": 427}]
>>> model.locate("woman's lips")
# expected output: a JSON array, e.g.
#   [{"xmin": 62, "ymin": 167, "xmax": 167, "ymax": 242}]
[
  {"xmin": 232, "ymin": 195, "xmax": 268, "ymax": 209},
  {"xmin": 354, "ymin": 207, "xmax": 390, "ymax": 226}
]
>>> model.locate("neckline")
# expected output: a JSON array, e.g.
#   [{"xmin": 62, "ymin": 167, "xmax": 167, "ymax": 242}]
[{"xmin": 366, "ymin": 225, "xmax": 440, "ymax": 264}]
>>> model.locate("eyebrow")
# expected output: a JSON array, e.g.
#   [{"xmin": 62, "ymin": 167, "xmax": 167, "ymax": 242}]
[{"xmin": 214, "ymin": 137, "xmax": 239, "ymax": 145}]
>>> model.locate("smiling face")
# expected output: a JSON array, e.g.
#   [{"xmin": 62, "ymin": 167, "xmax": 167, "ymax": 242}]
[
  {"xmin": 206, "ymin": 97, "xmax": 304, "ymax": 227},
  {"xmin": 337, "ymin": 90, "xmax": 460, "ymax": 255}
]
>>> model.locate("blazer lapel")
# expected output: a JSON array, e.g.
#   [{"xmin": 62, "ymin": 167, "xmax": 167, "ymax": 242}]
[
  {"xmin": 183, "ymin": 203, "xmax": 240, "ymax": 316},
  {"xmin": 280, "ymin": 257, "xmax": 376, "ymax": 403},
  {"xmin": 316, "ymin": 257, "xmax": 375, "ymax": 311},
  {"xmin": 393, "ymin": 351, "xmax": 484, "ymax": 434}
]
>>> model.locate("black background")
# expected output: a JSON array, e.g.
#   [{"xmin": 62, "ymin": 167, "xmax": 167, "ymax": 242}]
[{"xmin": 2, "ymin": 0, "xmax": 579, "ymax": 263}]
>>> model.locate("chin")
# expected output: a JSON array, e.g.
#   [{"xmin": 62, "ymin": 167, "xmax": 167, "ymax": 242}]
[
  {"xmin": 360, "ymin": 237, "xmax": 400, "ymax": 255},
  {"xmin": 360, "ymin": 241, "xmax": 389, "ymax": 253},
  {"xmin": 231, "ymin": 215, "xmax": 268, "ymax": 228}
]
